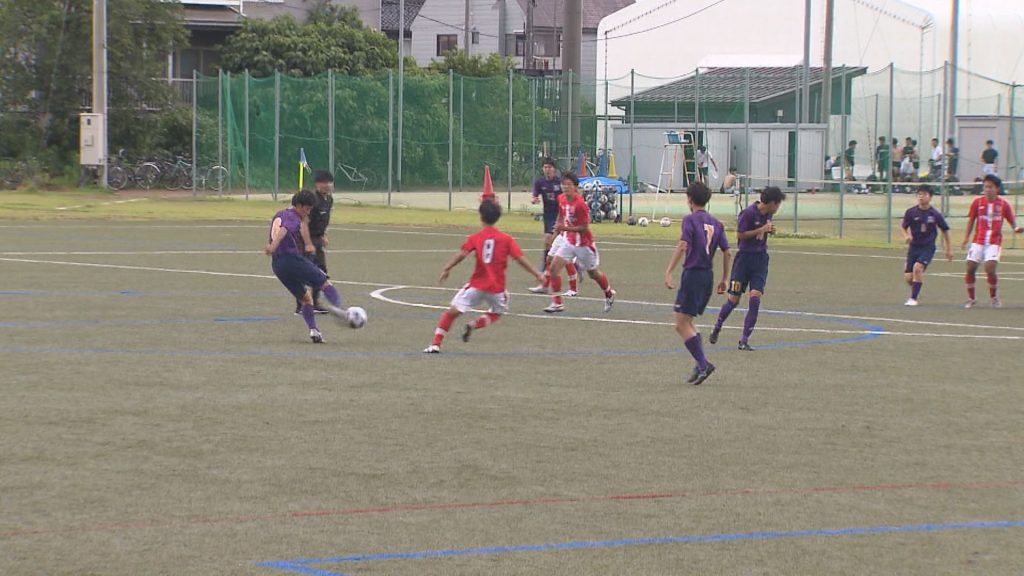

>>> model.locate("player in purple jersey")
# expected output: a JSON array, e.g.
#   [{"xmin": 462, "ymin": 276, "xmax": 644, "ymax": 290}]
[
  {"xmin": 265, "ymin": 190, "xmax": 348, "ymax": 343},
  {"xmin": 709, "ymin": 186, "xmax": 786, "ymax": 350},
  {"xmin": 900, "ymin": 185, "xmax": 952, "ymax": 306},
  {"xmin": 664, "ymin": 182, "xmax": 731, "ymax": 386}
]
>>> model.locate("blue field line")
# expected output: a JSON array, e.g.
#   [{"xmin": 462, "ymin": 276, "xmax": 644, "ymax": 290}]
[{"xmin": 257, "ymin": 519, "xmax": 1024, "ymax": 575}]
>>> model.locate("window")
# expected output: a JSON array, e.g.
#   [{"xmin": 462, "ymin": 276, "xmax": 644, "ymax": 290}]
[
  {"xmin": 437, "ymin": 34, "xmax": 458, "ymax": 56},
  {"xmin": 472, "ymin": 30, "xmax": 480, "ymax": 45},
  {"xmin": 515, "ymin": 35, "xmax": 525, "ymax": 56}
]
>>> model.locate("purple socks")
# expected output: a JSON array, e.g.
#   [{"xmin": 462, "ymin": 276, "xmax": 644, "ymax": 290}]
[
  {"xmin": 300, "ymin": 303, "xmax": 317, "ymax": 329},
  {"xmin": 322, "ymin": 284, "xmax": 343, "ymax": 307},
  {"xmin": 911, "ymin": 281, "xmax": 922, "ymax": 300},
  {"xmin": 684, "ymin": 334, "xmax": 709, "ymax": 370},
  {"xmin": 715, "ymin": 299, "xmax": 737, "ymax": 331},
  {"xmin": 742, "ymin": 296, "xmax": 761, "ymax": 343}
]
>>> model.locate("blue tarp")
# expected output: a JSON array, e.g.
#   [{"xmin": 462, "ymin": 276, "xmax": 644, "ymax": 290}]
[{"xmin": 580, "ymin": 176, "xmax": 630, "ymax": 194}]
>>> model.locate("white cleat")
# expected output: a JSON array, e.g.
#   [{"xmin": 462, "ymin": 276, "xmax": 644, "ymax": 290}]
[
  {"xmin": 904, "ymin": 298, "xmax": 919, "ymax": 307},
  {"xmin": 964, "ymin": 299, "xmax": 976, "ymax": 309},
  {"xmin": 309, "ymin": 328, "xmax": 324, "ymax": 343},
  {"xmin": 422, "ymin": 344, "xmax": 441, "ymax": 354},
  {"xmin": 543, "ymin": 303, "xmax": 564, "ymax": 314},
  {"xmin": 991, "ymin": 297, "xmax": 1002, "ymax": 308},
  {"xmin": 603, "ymin": 289, "xmax": 616, "ymax": 312},
  {"xmin": 561, "ymin": 289, "xmax": 578, "ymax": 297},
  {"xmin": 528, "ymin": 284, "xmax": 549, "ymax": 294}
]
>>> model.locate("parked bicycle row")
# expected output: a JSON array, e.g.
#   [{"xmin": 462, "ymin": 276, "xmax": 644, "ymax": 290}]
[{"xmin": 100, "ymin": 150, "xmax": 228, "ymax": 191}]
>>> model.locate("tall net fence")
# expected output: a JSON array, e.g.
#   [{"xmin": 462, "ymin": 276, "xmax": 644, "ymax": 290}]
[{"xmin": 192, "ymin": 64, "xmax": 1020, "ymax": 246}]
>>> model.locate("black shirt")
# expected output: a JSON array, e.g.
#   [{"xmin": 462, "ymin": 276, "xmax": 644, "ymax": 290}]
[
  {"xmin": 308, "ymin": 192, "xmax": 333, "ymax": 238},
  {"xmin": 982, "ymin": 148, "xmax": 998, "ymax": 164}
]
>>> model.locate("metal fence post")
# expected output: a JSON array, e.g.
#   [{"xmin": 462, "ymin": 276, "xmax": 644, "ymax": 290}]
[
  {"xmin": 744, "ymin": 68, "xmax": 750, "ymax": 206},
  {"xmin": 388, "ymin": 70, "xmax": 393, "ymax": 196},
  {"xmin": 448, "ymin": 69, "xmax": 454, "ymax": 211},
  {"xmin": 191, "ymin": 70, "xmax": 197, "ymax": 197},
  {"xmin": 1011, "ymin": 84, "xmax": 1019, "ymax": 249},
  {"xmin": 940, "ymin": 61, "xmax": 949, "ymax": 215},
  {"xmin": 887, "ymin": 64, "xmax": 895, "ymax": 243},
  {"xmin": 794, "ymin": 66, "xmax": 800, "ymax": 234},
  {"xmin": 217, "ymin": 69, "xmax": 223, "ymax": 197},
  {"xmin": 839, "ymin": 66, "xmax": 847, "ymax": 238},
  {"xmin": 223, "ymin": 71, "xmax": 230, "ymax": 198},
  {"xmin": 328, "ymin": 69, "xmax": 335, "ymax": 180},
  {"xmin": 531, "ymin": 76, "xmax": 537, "ymax": 177},
  {"xmin": 273, "ymin": 70, "xmax": 280, "ymax": 201},
  {"xmin": 567, "ymin": 70, "xmax": 573, "ymax": 164},
  {"xmin": 629, "ymin": 69, "xmax": 635, "ymax": 216},
  {"xmin": 244, "ymin": 70, "xmax": 250, "ymax": 199},
  {"xmin": 507, "ymin": 68, "xmax": 513, "ymax": 206},
  {"xmin": 459, "ymin": 75, "xmax": 464, "ymax": 192},
  {"xmin": 694, "ymin": 67, "xmax": 700, "ymax": 143}
]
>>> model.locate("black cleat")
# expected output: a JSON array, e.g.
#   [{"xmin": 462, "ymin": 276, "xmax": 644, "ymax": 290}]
[
  {"xmin": 294, "ymin": 303, "xmax": 302, "ymax": 315},
  {"xmin": 692, "ymin": 363, "xmax": 716, "ymax": 386},
  {"xmin": 709, "ymin": 328, "xmax": 720, "ymax": 344},
  {"xmin": 737, "ymin": 341, "xmax": 754, "ymax": 351},
  {"xmin": 313, "ymin": 306, "xmax": 331, "ymax": 315},
  {"xmin": 685, "ymin": 365, "xmax": 701, "ymax": 384},
  {"xmin": 461, "ymin": 323, "xmax": 474, "ymax": 343}
]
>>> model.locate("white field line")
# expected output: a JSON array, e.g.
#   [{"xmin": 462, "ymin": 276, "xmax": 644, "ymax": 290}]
[
  {"xmin": 0, "ymin": 248, "xmax": 659, "ymax": 256},
  {"xmin": 2, "ymin": 256, "xmax": 1023, "ymax": 338},
  {"xmin": 55, "ymin": 198, "xmax": 147, "ymax": 211}
]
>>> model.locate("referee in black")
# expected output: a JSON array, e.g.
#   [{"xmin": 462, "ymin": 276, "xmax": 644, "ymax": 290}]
[{"xmin": 296, "ymin": 170, "xmax": 335, "ymax": 313}]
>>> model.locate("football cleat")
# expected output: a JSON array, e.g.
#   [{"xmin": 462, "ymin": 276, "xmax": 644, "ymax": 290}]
[
  {"xmin": 603, "ymin": 289, "xmax": 616, "ymax": 312},
  {"xmin": 309, "ymin": 329, "xmax": 324, "ymax": 344},
  {"xmin": 991, "ymin": 297, "xmax": 1002, "ymax": 308},
  {"xmin": 692, "ymin": 363, "xmax": 716, "ymax": 386},
  {"xmin": 964, "ymin": 299, "xmax": 976, "ymax": 309},
  {"xmin": 737, "ymin": 341, "xmax": 754, "ymax": 351},
  {"xmin": 422, "ymin": 345, "xmax": 441, "ymax": 354},
  {"xmin": 561, "ymin": 289, "xmax": 578, "ymax": 297},
  {"xmin": 313, "ymin": 306, "xmax": 331, "ymax": 315},
  {"xmin": 461, "ymin": 324, "xmax": 474, "ymax": 343},
  {"xmin": 904, "ymin": 298, "xmax": 919, "ymax": 307},
  {"xmin": 708, "ymin": 327, "xmax": 720, "ymax": 344},
  {"xmin": 528, "ymin": 284, "xmax": 549, "ymax": 294},
  {"xmin": 294, "ymin": 303, "xmax": 302, "ymax": 315},
  {"xmin": 543, "ymin": 303, "xmax": 564, "ymax": 314},
  {"xmin": 685, "ymin": 365, "xmax": 701, "ymax": 384}
]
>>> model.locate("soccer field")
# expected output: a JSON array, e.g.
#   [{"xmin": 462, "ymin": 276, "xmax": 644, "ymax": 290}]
[{"xmin": 1, "ymin": 217, "xmax": 1023, "ymax": 575}]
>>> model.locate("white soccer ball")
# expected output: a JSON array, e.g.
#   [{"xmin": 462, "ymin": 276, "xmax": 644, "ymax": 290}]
[
  {"xmin": 659, "ymin": 217, "xmax": 672, "ymax": 227},
  {"xmin": 638, "ymin": 217, "xmax": 650, "ymax": 227},
  {"xmin": 345, "ymin": 306, "xmax": 368, "ymax": 329}
]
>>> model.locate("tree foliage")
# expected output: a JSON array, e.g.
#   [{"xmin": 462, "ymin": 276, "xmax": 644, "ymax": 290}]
[
  {"xmin": 0, "ymin": 0, "xmax": 188, "ymax": 166},
  {"xmin": 427, "ymin": 50, "xmax": 514, "ymax": 77},
  {"xmin": 219, "ymin": 6, "xmax": 397, "ymax": 77}
]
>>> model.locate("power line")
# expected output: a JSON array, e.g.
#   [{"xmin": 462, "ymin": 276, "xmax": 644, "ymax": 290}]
[{"xmin": 586, "ymin": 0, "xmax": 730, "ymax": 43}]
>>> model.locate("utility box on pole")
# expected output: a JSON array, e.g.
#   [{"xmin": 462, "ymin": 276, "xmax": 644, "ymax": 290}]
[{"xmin": 79, "ymin": 113, "xmax": 105, "ymax": 166}]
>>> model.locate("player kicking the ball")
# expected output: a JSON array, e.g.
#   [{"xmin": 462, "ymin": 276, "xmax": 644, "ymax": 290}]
[
  {"xmin": 961, "ymin": 174, "xmax": 1022, "ymax": 308},
  {"xmin": 424, "ymin": 200, "xmax": 544, "ymax": 353},
  {"xmin": 664, "ymin": 182, "xmax": 731, "ymax": 385},
  {"xmin": 900, "ymin": 185, "xmax": 952, "ymax": 306},
  {"xmin": 709, "ymin": 186, "xmax": 785, "ymax": 350},
  {"xmin": 265, "ymin": 190, "xmax": 349, "ymax": 343},
  {"xmin": 544, "ymin": 172, "xmax": 616, "ymax": 314}
]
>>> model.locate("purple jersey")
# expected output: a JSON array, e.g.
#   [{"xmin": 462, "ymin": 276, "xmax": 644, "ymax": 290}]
[
  {"xmin": 901, "ymin": 205, "xmax": 949, "ymax": 247},
  {"xmin": 532, "ymin": 176, "xmax": 562, "ymax": 219},
  {"xmin": 736, "ymin": 202, "xmax": 773, "ymax": 253},
  {"xmin": 269, "ymin": 208, "xmax": 304, "ymax": 256},
  {"xmin": 681, "ymin": 210, "xmax": 729, "ymax": 270}
]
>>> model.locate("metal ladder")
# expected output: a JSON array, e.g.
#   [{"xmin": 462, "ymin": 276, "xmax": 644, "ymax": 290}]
[{"xmin": 656, "ymin": 131, "xmax": 697, "ymax": 194}]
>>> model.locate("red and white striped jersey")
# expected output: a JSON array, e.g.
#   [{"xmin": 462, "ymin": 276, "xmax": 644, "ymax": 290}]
[
  {"xmin": 558, "ymin": 194, "xmax": 594, "ymax": 247},
  {"xmin": 968, "ymin": 196, "xmax": 1017, "ymax": 246}
]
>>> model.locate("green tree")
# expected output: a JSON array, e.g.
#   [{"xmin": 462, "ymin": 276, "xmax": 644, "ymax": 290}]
[
  {"xmin": 427, "ymin": 50, "xmax": 514, "ymax": 77},
  {"xmin": 0, "ymin": 0, "xmax": 188, "ymax": 167},
  {"xmin": 219, "ymin": 6, "xmax": 397, "ymax": 77}
]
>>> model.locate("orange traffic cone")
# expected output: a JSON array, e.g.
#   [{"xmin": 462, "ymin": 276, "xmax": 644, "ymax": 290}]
[
  {"xmin": 577, "ymin": 151, "xmax": 588, "ymax": 177},
  {"xmin": 480, "ymin": 164, "xmax": 496, "ymax": 203}
]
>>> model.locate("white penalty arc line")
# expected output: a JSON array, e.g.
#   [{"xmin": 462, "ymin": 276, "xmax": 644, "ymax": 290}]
[
  {"xmin": 2, "ymin": 256, "xmax": 1023, "ymax": 338},
  {"xmin": 370, "ymin": 287, "xmax": 1024, "ymax": 341},
  {"xmin": 55, "ymin": 198, "xmax": 148, "ymax": 211}
]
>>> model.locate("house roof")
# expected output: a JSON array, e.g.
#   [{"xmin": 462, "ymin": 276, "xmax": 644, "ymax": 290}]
[
  {"xmin": 380, "ymin": 0, "xmax": 426, "ymax": 32},
  {"xmin": 182, "ymin": 5, "xmax": 243, "ymax": 30},
  {"xmin": 612, "ymin": 66, "xmax": 869, "ymax": 107},
  {"xmin": 516, "ymin": 0, "xmax": 634, "ymax": 31}
]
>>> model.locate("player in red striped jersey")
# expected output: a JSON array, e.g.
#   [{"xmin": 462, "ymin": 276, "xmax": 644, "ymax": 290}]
[
  {"xmin": 544, "ymin": 172, "xmax": 617, "ymax": 314},
  {"xmin": 424, "ymin": 200, "xmax": 544, "ymax": 353},
  {"xmin": 960, "ymin": 175, "xmax": 1022, "ymax": 308}
]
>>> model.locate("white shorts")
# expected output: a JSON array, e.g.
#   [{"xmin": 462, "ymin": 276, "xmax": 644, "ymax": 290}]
[
  {"xmin": 982, "ymin": 164, "xmax": 997, "ymax": 176},
  {"xmin": 552, "ymin": 241, "xmax": 600, "ymax": 271},
  {"xmin": 966, "ymin": 243, "xmax": 1001, "ymax": 263},
  {"xmin": 450, "ymin": 285, "xmax": 509, "ymax": 315}
]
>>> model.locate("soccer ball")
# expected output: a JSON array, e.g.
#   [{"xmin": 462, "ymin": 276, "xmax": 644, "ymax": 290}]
[
  {"xmin": 345, "ymin": 306, "xmax": 368, "ymax": 329},
  {"xmin": 638, "ymin": 217, "xmax": 649, "ymax": 227},
  {"xmin": 659, "ymin": 217, "xmax": 672, "ymax": 227},
  {"xmin": 627, "ymin": 216, "xmax": 637, "ymax": 226}
]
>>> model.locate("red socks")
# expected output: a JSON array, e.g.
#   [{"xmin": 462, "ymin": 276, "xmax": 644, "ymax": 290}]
[
  {"xmin": 472, "ymin": 312, "xmax": 501, "ymax": 330},
  {"xmin": 565, "ymin": 262, "xmax": 578, "ymax": 292},
  {"xmin": 965, "ymin": 271, "xmax": 976, "ymax": 300},
  {"xmin": 550, "ymin": 275, "xmax": 563, "ymax": 305},
  {"xmin": 594, "ymin": 272, "xmax": 613, "ymax": 297},
  {"xmin": 987, "ymin": 271, "xmax": 998, "ymax": 298},
  {"xmin": 432, "ymin": 310, "xmax": 457, "ymax": 346}
]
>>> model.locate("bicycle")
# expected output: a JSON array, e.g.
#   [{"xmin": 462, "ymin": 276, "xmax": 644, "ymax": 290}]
[
  {"xmin": 335, "ymin": 162, "xmax": 370, "ymax": 190},
  {"xmin": 1, "ymin": 158, "xmax": 35, "ymax": 189}
]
